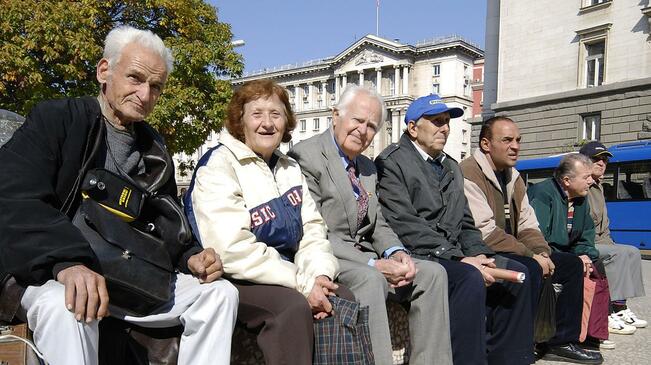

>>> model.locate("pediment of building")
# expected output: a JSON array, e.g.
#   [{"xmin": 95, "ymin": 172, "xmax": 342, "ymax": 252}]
[{"xmin": 332, "ymin": 35, "xmax": 414, "ymax": 74}]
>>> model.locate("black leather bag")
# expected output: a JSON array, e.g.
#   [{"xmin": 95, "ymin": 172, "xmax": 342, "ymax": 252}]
[
  {"xmin": 74, "ymin": 198, "xmax": 173, "ymax": 316},
  {"xmin": 72, "ymin": 168, "xmax": 191, "ymax": 316}
]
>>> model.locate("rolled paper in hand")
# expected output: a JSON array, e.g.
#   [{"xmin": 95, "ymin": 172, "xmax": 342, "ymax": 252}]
[{"xmin": 483, "ymin": 267, "xmax": 526, "ymax": 283}]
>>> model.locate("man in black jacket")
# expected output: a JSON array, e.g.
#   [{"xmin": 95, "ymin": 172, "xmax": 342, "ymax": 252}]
[
  {"xmin": 0, "ymin": 26, "xmax": 237, "ymax": 365},
  {"xmin": 375, "ymin": 94, "xmax": 537, "ymax": 365}
]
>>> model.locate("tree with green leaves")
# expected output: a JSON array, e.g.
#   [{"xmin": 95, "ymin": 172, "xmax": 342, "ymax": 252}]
[{"xmin": 0, "ymin": 0, "xmax": 243, "ymax": 154}]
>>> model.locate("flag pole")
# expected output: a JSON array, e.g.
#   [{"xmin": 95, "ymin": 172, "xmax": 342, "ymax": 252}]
[{"xmin": 376, "ymin": 0, "xmax": 379, "ymax": 36}]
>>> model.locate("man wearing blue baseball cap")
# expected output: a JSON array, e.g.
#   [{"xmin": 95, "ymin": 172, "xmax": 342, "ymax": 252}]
[{"xmin": 375, "ymin": 94, "xmax": 536, "ymax": 365}]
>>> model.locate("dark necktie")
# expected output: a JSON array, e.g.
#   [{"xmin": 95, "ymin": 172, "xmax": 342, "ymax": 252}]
[
  {"xmin": 427, "ymin": 157, "xmax": 444, "ymax": 180},
  {"xmin": 347, "ymin": 163, "xmax": 369, "ymax": 229}
]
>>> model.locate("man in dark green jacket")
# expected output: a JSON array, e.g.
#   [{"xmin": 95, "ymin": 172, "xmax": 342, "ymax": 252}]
[{"xmin": 528, "ymin": 153, "xmax": 600, "ymax": 263}]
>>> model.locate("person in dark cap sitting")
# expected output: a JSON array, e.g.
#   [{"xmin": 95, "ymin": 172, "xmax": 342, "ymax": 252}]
[{"xmin": 580, "ymin": 141, "xmax": 646, "ymax": 338}]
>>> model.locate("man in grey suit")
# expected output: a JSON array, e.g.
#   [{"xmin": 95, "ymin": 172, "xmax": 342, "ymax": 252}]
[{"xmin": 289, "ymin": 86, "xmax": 452, "ymax": 365}]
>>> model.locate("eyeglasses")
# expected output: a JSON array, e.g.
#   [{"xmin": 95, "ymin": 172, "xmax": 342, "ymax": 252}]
[{"xmin": 591, "ymin": 156, "xmax": 610, "ymax": 163}]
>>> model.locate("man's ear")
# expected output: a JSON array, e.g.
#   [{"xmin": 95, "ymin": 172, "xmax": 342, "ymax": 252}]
[
  {"xmin": 480, "ymin": 137, "xmax": 491, "ymax": 153},
  {"xmin": 562, "ymin": 176, "xmax": 571, "ymax": 188},
  {"xmin": 406, "ymin": 120, "xmax": 418, "ymax": 138},
  {"xmin": 96, "ymin": 58, "xmax": 110, "ymax": 85},
  {"xmin": 331, "ymin": 109, "xmax": 339, "ymax": 127}
]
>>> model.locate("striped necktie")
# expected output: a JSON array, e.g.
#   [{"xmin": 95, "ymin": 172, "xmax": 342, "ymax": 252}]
[{"xmin": 347, "ymin": 163, "xmax": 369, "ymax": 229}]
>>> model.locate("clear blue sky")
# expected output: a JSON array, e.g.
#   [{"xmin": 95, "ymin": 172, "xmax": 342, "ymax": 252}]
[{"xmin": 210, "ymin": 0, "xmax": 487, "ymax": 74}]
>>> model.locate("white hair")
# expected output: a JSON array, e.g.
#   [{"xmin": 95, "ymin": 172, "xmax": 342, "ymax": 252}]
[
  {"xmin": 103, "ymin": 25, "xmax": 174, "ymax": 74},
  {"xmin": 335, "ymin": 85, "xmax": 387, "ymax": 128}
]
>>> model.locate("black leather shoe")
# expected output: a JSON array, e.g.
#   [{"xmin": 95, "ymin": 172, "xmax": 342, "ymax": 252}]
[{"xmin": 542, "ymin": 342, "xmax": 604, "ymax": 364}]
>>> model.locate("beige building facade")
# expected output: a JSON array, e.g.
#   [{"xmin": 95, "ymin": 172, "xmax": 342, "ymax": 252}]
[
  {"xmin": 175, "ymin": 34, "xmax": 484, "ymax": 187},
  {"xmin": 482, "ymin": 0, "xmax": 651, "ymax": 158}
]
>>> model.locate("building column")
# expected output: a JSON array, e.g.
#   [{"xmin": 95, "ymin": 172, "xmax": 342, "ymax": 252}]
[
  {"xmin": 402, "ymin": 65, "xmax": 410, "ymax": 95},
  {"xmin": 307, "ymin": 82, "xmax": 313, "ymax": 110},
  {"xmin": 294, "ymin": 84, "xmax": 301, "ymax": 112},
  {"xmin": 375, "ymin": 68, "xmax": 382, "ymax": 94},
  {"xmin": 342, "ymin": 73, "xmax": 348, "ymax": 90},
  {"xmin": 394, "ymin": 66, "xmax": 400, "ymax": 96},
  {"xmin": 321, "ymin": 81, "xmax": 327, "ymax": 109},
  {"xmin": 335, "ymin": 75, "xmax": 341, "ymax": 99},
  {"xmin": 358, "ymin": 70, "xmax": 365, "ymax": 87},
  {"xmin": 392, "ymin": 109, "xmax": 401, "ymax": 143}
]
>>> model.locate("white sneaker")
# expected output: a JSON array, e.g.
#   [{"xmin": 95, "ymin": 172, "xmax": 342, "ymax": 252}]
[
  {"xmin": 599, "ymin": 339, "xmax": 616, "ymax": 349},
  {"xmin": 608, "ymin": 314, "xmax": 637, "ymax": 335},
  {"xmin": 615, "ymin": 309, "xmax": 648, "ymax": 328}
]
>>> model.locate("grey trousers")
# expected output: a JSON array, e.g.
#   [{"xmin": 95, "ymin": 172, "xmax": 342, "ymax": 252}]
[
  {"xmin": 596, "ymin": 243, "xmax": 646, "ymax": 301},
  {"xmin": 337, "ymin": 258, "xmax": 452, "ymax": 365}
]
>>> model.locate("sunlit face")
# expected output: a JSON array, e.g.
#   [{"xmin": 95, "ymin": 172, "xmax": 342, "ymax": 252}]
[
  {"xmin": 562, "ymin": 161, "xmax": 594, "ymax": 199},
  {"xmin": 590, "ymin": 155, "xmax": 609, "ymax": 181},
  {"xmin": 408, "ymin": 112, "xmax": 450, "ymax": 158},
  {"xmin": 242, "ymin": 94, "xmax": 287, "ymax": 161},
  {"xmin": 332, "ymin": 93, "xmax": 382, "ymax": 159},
  {"xmin": 482, "ymin": 120, "xmax": 521, "ymax": 171},
  {"xmin": 97, "ymin": 42, "xmax": 167, "ymax": 125}
]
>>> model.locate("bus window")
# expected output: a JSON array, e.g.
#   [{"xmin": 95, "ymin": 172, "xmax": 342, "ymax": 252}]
[
  {"xmin": 601, "ymin": 165, "xmax": 617, "ymax": 201},
  {"xmin": 616, "ymin": 161, "xmax": 651, "ymax": 200},
  {"xmin": 524, "ymin": 169, "xmax": 554, "ymax": 187}
]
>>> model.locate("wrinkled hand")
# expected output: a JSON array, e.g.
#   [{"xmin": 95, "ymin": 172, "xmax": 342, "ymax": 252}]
[
  {"xmin": 308, "ymin": 275, "xmax": 338, "ymax": 319},
  {"xmin": 532, "ymin": 254, "xmax": 555, "ymax": 278},
  {"xmin": 375, "ymin": 257, "xmax": 412, "ymax": 288},
  {"xmin": 188, "ymin": 248, "xmax": 224, "ymax": 283},
  {"xmin": 461, "ymin": 255, "xmax": 496, "ymax": 286},
  {"xmin": 578, "ymin": 255, "xmax": 593, "ymax": 274},
  {"xmin": 389, "ymin": 250, "xmax": 417, "ymax": 283},
  {"xmin": 56, "ymin": 265, "xmax": 109, "ymax": 323}
]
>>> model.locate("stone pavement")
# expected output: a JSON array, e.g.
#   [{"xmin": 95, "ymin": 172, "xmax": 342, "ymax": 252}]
[{"xmin": 537, "ymin": 259, "xmax": 651, "ymax": 365}]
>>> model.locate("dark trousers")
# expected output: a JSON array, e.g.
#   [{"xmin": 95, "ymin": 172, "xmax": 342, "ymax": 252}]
[
  {"xmin": 437, "ymin": 259, "xmax": 486, "ymax": 365},
  {"xmin": 438, "ymin": 256, "xmax": 533, "ymax": 365},
  {"xmin": 503, "ymin": 252, "xmax": 583, "ymax": 345},
  {"xmin": 485, "ymin": 256, "xmax": 534, "ymax": 365},
  {"xmin": 233, "ymin": 281, "xmax": 356, "ymax": 365},
  {"xmin": 233, "ymin": 282, "xmax": 314, "ymax": 365}
]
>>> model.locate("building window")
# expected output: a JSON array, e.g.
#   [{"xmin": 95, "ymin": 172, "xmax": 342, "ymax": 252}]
[
  {"xmin": 581, "ymin": 114, "xmax": 601, "ymax": 141},
  {"xmin": 300, "ymin": 119, "xmax": 306, "ymax": 132},
  {"xmin": 327, "ymin": 117, "xmax": 332, "ymax": 126},
  {"xmin": 287, "ymin": 140, "xmax": 294, "ymax": 149},
  {"xmin": 432, "ymin": 83, "xmax": 440, "ymax": 94},
  {"xmin": 432, "ymin": 63, "xmax": 440, "ymax": 77},
  {"xmin": 313, "ymin": 118, "xmax": 320, "ymax": 131},
  {"xmin": 303, "ymin": 85, "xmax": 310, "ymax": 102},
  {"xmin": 585, "ymin": 41, "xmax": 605, "ymax": 87}
]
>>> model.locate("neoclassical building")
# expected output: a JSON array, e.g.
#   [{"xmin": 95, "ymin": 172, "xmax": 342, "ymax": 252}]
[{"xmin": 175, "ymin": 34, "xmax": 484, "ymax": 187}]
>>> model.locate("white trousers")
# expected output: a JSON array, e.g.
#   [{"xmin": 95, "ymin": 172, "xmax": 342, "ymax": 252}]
[{"xmin": 20, "ymin": 273, "xmax": 238, "ymax": 365}]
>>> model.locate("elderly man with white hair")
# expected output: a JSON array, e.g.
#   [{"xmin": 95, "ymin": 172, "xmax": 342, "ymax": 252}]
[{"xmin": 0, "ymin": 26, "xmax": 237, "ymax": 365}]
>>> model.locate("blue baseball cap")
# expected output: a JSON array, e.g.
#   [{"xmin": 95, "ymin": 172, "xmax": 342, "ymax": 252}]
[{"xmin": 404, "ymin": 94, "xmax": 464, "ymax": 124}]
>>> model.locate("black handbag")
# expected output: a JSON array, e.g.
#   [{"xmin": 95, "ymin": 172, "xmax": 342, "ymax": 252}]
[{"xmin": 73, "ymin": 167, "xmax": 189, "ymax": 316}]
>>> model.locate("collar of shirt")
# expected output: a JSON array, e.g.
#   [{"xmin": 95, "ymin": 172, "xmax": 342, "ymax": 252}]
[
  {"xmin": 410, "ymin": 139, "xmax": 446, "ymax": 164},
  {"xmin": 331, "ymin": 131, "xmax": 357, "ymax": 171}
]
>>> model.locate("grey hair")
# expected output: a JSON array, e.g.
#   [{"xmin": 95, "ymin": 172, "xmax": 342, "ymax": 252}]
[
  {"xmin": 103, "ymin": 25, "xmax": 174, "ymax": 74},
  {"xmin": 334, "ymin": 85, "xmax": 387, "ymax": 128},
  {"xmin": 554, "ymin": 153, "xmax": 592, "ymax": 180}
]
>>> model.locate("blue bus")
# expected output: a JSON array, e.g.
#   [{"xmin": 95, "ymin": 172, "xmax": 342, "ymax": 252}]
[{"xmin": 516, "ymin": 141, "xmax": 651, "ymax": 258}]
